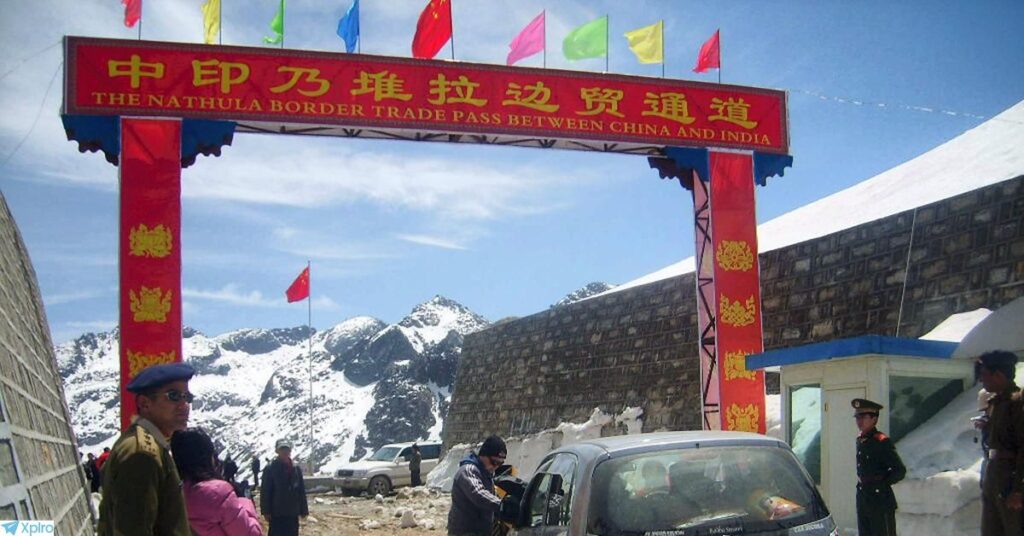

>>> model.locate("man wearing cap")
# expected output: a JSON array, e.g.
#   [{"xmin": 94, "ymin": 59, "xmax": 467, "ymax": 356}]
[
  {"xmin": 448, "ymin": 435, "xmax": 506, "ymax": 536},
  {"xmin": 852, "ymin": 398, "xmax": 906, "ymax": 536},
  {"xmin": 261, "ymin": 438, "xmax": 308, "ymax": 536},
  {"xmin": 975, "ymin": 350, "xmax": 1024, "ymax": 536},
  {"xmin": 97, "ymin": 362, "xmax": 196, "ymax": 536}
]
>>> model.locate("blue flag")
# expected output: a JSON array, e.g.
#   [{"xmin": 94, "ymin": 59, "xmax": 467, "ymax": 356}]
[{"xmin": 337, "ymin": 0, "xmax": 360, "ymax": 53}]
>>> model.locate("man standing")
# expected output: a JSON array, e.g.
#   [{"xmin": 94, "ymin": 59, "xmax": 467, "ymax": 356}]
[
  {"xmin": 97, "ymin": 362, "xmax": 195, "ymax": 536},
  {"xmin": 976, "ymin": 350, "xmax": 1023, "ymax": 536},
  {"xmin": 251, "ymin": 454, "xmax": 261, "ymax": 488},
  {"xmin": 409, "ymin": 444, "xmax": 423, "ymax": 487},
  {"xmin": 261, "ymin": 438, "xmax": 308, "ymax": 536},
  {"xmin": 852, "ymin": 398, "xmax": 906, "ymax": 536},
  {"xmin": 448, "ymin": 435, "xmax": 505, "ymax": 536}
]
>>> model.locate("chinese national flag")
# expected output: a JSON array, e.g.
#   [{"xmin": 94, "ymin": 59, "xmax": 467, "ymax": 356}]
[
  {"xmin": 286, "ymin": 266, "xmax": 310, "ymax": 302},
  {"xmin": 693, "ymin": 29, "xmax": 721, "ymax": 73},
  {"xmin": 123, "ymin": 0, "xmax": 142, "ymax": 28},
  {"xmin": 412, "ymin": 0, "xmax": 452, "ymax": 59}
]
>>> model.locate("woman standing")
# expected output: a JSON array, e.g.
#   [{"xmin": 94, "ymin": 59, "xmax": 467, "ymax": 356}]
[{"xmin": 171, "ymin": 428, "xmax": 263, "ymax": 536}]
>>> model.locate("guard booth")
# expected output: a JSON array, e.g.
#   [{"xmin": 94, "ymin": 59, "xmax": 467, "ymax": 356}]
[{"xmin": 747, "ymin": 336, "xmax": 972, "ymax": 534}]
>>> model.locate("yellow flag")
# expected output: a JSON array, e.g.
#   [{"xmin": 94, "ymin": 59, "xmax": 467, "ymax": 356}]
[
  {"xmin": 201, "ymin": 0, "xmax": 221, "ymax": 45},
  {"xmin": 624, "ymin": 20, "xmax": 663, "ymax": 64}
]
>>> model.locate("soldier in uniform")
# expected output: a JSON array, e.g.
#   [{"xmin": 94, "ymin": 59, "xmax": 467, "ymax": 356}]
[
  {"xmin": 97, "ymin": 362, "xmax": 196, "ymax": 536},
  {"xmin": 852, "ymin": 398, "xmax": 906, "ymax": 536},
  {"xmin": 976, "ymin": 350, "xmax": 1023, "ymax": 536}
]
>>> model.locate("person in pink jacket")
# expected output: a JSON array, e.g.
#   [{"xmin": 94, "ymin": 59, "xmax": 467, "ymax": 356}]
[{"xmin": 171, "ymin": 428, "xmax": 263, "ymax": 536}]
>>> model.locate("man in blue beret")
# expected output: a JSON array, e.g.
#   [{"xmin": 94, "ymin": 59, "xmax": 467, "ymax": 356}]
[{"xmin": 98, "ymin": 362, "xmax": 195, "ymax": 536}]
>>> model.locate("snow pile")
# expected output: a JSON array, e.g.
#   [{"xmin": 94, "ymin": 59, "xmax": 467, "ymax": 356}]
[{"xmin": 427, "ymin": 406, "xmax": 644, "ymax": 491}]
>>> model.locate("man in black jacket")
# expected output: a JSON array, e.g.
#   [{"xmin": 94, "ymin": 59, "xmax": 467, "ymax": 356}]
[
  {"xmin": 261, "ymin": 438, "xmax": 308, "ymax": 536},
  {"xmin": 448, "ymin": 436, "xmax": 505, "ymax": 536},
  {"xmin": 852, "ymin": 398, "xmax": 906, "ymax": 536}
]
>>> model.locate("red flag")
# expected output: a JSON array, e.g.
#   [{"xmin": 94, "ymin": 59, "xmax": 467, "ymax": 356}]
[
  {"xmin": 693, "ymin": 29, "xmax": 720, "ymax": 73},
  {"xmin": 286, "ymin": 266, "xmax": 310, "ymax": 303},
  {"xmin": 123, "ymin": 0, "xmax": 142, "ymax": 28},
  {"xmin": 412, "ymin": 0, "xmax": 452, "ymax": 59}
]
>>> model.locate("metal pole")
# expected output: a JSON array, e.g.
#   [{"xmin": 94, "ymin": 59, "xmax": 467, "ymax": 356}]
[
  {"xmin": 542, "ymin": 9, "xmax": 546, "ymax": 68},
  {"xmin": 307, "ymin": 260, "xmax": 313, "ymax": 468},
  {"xmin": 449, "ymin": 0, "xmax": 455, "ymax": 60},
  {"xmin": 604, "ymin": 14, "xmax": 609, "ymax": 73},
  {"xmin": 219, "ymin": 0, "xmax": 223, "ymax": 45},
  {"xmin": 660, "ymin": 20, "xmax": 665, "ymax": 78}
]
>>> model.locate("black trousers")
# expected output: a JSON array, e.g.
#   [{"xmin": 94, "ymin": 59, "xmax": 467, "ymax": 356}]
[
  {"xmin": 856, "ymin": 489, "xmax": 897, "ymax": 536},
  {"xmin": 269, "ymin": 516, "xmax": 299, "ymax": 536},
  {"xmin": 411, "ymin": 470, "xmax": 422, "ymax": 487}
]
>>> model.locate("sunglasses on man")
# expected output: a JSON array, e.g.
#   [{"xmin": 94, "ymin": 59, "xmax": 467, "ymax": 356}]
[{"xmin": 151, "ymin": 389, "xmax": 195, "ymax": 403}]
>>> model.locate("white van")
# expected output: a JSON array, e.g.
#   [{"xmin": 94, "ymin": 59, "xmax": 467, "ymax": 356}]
[{"xmin": 334, "ymin": 441, "xmax": 441, "ymax": 495}]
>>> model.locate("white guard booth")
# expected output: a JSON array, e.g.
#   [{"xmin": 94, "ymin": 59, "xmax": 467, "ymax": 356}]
[{"xmin": 747, "ymin": 336, "xmax": 972, "ymax": 534}]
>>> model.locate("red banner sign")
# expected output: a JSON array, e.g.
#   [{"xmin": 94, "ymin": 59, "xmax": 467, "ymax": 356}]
[
  {"xmin": 709, "ymin": 151, "xmax": 766, "ymax": 434},
  {"xmin": 64, "ymin": 37, "xmax": 788, "ymax": 154},
  {"xmin": 119, "ymin": 118, "xmax": 183, "ymax": 430}
]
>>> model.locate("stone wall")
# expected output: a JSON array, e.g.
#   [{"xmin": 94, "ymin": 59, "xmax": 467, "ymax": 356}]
[
  {"xmin": 444, "ymin": 175, "xmax": 1024, "ymax": 448},
  {"xmin": 0, "ymin": 193, "xmax": 93, "ymax": 532}
]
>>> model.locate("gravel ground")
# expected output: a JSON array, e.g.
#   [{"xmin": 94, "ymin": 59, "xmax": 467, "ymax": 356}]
[{"xmin": 260, "ymin": 487, "xmax": 452, "ymax": 535}]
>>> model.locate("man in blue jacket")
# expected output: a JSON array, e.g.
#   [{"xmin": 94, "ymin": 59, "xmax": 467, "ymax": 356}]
[{"xmin": 448, "ymin": 436, "xmax": 505, "ymax": 536}]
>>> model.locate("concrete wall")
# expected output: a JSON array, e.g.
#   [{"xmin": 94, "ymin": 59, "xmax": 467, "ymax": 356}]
[
  {"xmin": 0, "ymin": 193, "xmax": 93, "ymax": 532},
  {"xmin": 444, "ymin": 175, "xmax": 1024, "ymax": 448}
]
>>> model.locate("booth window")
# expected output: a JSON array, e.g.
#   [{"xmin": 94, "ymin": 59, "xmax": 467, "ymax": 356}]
[
  {"xmin": 788, "ymin": 384, "xmax": 822, "ymax": 484},
  {"xmin": 888, "ymin": 376, "xmax": 964, "ymax": 442}
]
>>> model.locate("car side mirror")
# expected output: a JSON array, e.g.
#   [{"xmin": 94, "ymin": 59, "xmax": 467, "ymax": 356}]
[{"xmin": 498, "ymin": 495, "xmax": 519, "ymax": 524}]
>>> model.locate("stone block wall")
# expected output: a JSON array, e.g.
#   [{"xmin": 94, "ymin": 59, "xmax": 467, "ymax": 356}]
[
  {"xmin": 445, "ymin": 176, "xmax": 1023, "ymax": 448},
  {"xmin": 0, "ymin": 193, "xmax": 93, "ymax": 532}
]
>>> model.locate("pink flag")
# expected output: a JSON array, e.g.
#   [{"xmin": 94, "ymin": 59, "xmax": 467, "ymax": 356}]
[
  {"xmin": 123, "ymin": 0, "xmax": 142, "ymax": 28},
  {"xmin": 693, "ymin": 29, "xmax": 720, "ymax": 73},
  {"xmin": 506, "ymin": 11, "xmax": 545, "ymax": 66}
]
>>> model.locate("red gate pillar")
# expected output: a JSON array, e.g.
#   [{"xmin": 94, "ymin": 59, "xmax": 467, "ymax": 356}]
[{"xmin": 118, "ymin": 118, "xmax": 184, "ymax": 430}]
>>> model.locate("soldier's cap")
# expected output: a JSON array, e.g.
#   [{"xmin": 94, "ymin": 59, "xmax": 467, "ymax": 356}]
[
  {"xmin": 126, "ymin": 362, "xmax": 195, "ymax": 394},
  {"xmin": 275, "ymin": 438, "xmax": 293, "ymax": 450},
  {"xmin": 851, "ymin": 398, "xmax": 883, "ymax": 415}
]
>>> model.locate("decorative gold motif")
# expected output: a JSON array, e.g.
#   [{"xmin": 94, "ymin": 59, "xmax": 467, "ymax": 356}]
[
  {"xmin": 127, "ymin": 350, "xmax": 177, "ymax": 378},
  {"xmin": 129, "ymin": 224, "xmax": 172, "ymax": 258},
  {"xmin": 724, "ymin": 350, "xmax": 756, "ymax": 381},
  {"xmin": 129, "ymin": 286, "xmax": 172, "ymax": 323},
  {"xmin": 719, "ymin": 294, "xmax": 756, "ymax": 327},
  {"xmin": 716, "ymin": 240, "xmax": 754, "ymax": 271},
  {"xmin": 726, "ymin": 403, "xmax": 760, "ymax": 432}
]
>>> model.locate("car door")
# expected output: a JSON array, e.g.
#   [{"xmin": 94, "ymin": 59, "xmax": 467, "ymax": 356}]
[
  {"xmin": 421, "ymin": 444, "xmax": 441, "ymax": 474},
  {"xmin": 393, "ymin": 447, "xmax": 412, "ymax": 487},
  {"xmin": 518, "ymin": 453, "xmax": 578, "ymax": 536}
]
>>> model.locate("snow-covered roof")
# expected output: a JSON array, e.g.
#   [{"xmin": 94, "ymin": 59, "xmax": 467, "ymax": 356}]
[{"xmin": 606, "ymin": 100, "xmax": 1024, "ymax": 294}]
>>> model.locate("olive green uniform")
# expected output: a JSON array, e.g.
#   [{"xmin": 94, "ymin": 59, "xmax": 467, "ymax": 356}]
[
  {"xmin": 856, "ymin": 427, "xmax": 906, "ymax": 536},
  {"xmin": 97, "ymin": 417, "xmax": 191, "ymax": 536},
  {"xmin": 982, "ymin": 384, "xmax": 1024, "ymax": 536}
]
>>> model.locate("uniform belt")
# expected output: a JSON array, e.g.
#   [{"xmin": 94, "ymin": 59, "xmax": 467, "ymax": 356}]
[
  {"xmin": 988, "ymin": 449, "xmax": 1017, "ymax": 460},
  {"xmin": 859, "ymin": 475, "xmax": 886, "ymax": 484}
]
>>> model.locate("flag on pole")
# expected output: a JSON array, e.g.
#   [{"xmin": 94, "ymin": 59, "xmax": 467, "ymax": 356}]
[
  {"xmin": 506, "ymin": 11, "xmax": 545, "ymax": 66},
  {"xmin": 624, "ymin": 20, "xmax": 663, "ymax": 64},
  {"xmin": 337, "ymin": 0, "xmax": 360, "ymax": 53},
  {"xmin": 123, "ymin": 0, "xmax": 142, "ymax": 28},
  {"xmin": 200, "ymin": 0, "xmax": 221, "ymax": 45},
  {"xmin": 264, "ymin": 0, "xmax": 285, "ymax": 45},
  {"xmin": 563, "ymin": 15, "xmax": 607, "ymax": 60},
  {"xmin": 286, "ymin": 266, "xmax": 310, "ymax": 302},
  {"xmin": 412, "ymin": 0, "xmax": 452, "ymax": 59},
  {"xmin": 693, "ymin": 29, "xmax": 721, "ymax": 73}
]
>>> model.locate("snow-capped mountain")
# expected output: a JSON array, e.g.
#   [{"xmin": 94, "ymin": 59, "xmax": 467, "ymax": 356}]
[
  {"xmin": 57, "ymin": 295, "xmax": 488, "ymax": 474},
  {"xmin": 552, "ymin": 282, "xmax": 616, "ymax": 308}
]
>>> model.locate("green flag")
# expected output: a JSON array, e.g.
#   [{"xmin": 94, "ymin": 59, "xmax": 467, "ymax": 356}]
[
  {"xmin": 264, "ymin": 0, "xmax": 285, "ymax": 45},
  {"xmin": 563, "ymin": 15, "xmax": 608, "ymax": 60}
]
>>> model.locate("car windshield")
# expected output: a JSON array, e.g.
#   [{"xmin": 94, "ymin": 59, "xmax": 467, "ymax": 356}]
[
  {"xmin": 587, "ymin": 445, "xmax": 829, "ymax": 535},
  {"xmin": 367, "ymin": 447, "xmax": 402, "ymax": 461}
]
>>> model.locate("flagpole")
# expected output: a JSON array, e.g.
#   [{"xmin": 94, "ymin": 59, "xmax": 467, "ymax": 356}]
[
  {"xmin": 604, "ymin": 14, "xmax": 609, "ymax": 73},
  {"xmin": 449, "ymin": 0, "xmax": 456, "ymax": 60},
  {"xmin": 542, "ymin": 9, "xmax": 546, "ymax": 68},
  {"xmin": 219, "ymin": 0, "xmax": 223, "ymax": 45},
  {"xmin": 306, "ymin": 259, "xmax": 313, "ymax": 470},
  {"xmin": 660, "ymin": 20, "xmax": 665, "ymax": 78},
  {"xmin": 718, "ymin": 29, "xmax": 722, "ymax": 84}
]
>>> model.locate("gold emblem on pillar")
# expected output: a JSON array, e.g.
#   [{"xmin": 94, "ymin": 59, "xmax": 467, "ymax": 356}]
[
  {"xmin": 726, "ymin": 403, "xmax": 760, "ymax": 432},
  {"xmin": 716, "ymin": 240, "xmax": 754, "ymax": 271},
  {"xmin": 127, "ymin": 350, "xmax": 177, "ymax": 378},
  {"xmin": 129, "ymin": 224, "xmax": 172, "ymax": 258},
  {"xmin": 724, "ymin": 350, "xmax": 756, "ymax": 381},
  {"xmin": 719, "ymin": 294, "xmax": 756, "ymax": 327},
  {"xmin": 129, "ymin": 287, "xmax": 172, "ymax": 323}
]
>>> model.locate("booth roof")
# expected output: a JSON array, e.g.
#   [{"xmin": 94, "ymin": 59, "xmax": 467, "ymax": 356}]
[{"xmin": 746, "ymin": 335, "xmax": 957, "ymax": 369}]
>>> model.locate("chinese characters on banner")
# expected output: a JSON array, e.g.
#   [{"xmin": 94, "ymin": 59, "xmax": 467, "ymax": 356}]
[
  {"xmin": 709, "ymin": 151, "xmax": 766, "ymax": 433},
  {"xmin": 64, "ymin": 37, "xmax": 788, "ymax": 154},
  {"xmin": 119, "ymin": 118, "xmax": 183, "ymax": 430}
]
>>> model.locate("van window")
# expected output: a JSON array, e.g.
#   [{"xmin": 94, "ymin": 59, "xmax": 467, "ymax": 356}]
[
  {"xmin": 420, "ymin": 444, "xmax": 441, "ymax": 460},
  {"xmin": 587, "ymin": 445, "xmax": 829, "ymax": 535},
  {"xmin": 398, "ymin": 447, "xmax": 411, "ymax": 460},
  {"xmin": 524, "ymin": 454, "xmax": 577, "ymax": 528}
]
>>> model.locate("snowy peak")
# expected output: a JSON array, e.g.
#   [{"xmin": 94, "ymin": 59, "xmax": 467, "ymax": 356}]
[
  {"xmin": 217, "ymin": 326, "xmax": 315, "ymax": 354},
  {"xmin": 552, "ymin": 282, "xmax": 617, "ymax": 308},
  {"xmin": 397, "ymin": 295, "xmax": 489, "ymax": 353}
]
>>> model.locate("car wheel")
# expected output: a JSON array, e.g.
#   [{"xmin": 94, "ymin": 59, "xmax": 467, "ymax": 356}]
[{"xmin": 369, "ymin": 476, "xmax": 392, "ymax": 496}]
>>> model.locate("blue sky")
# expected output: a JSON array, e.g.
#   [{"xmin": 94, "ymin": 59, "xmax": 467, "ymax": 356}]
[{"xmin": 1, "ymin": 0, "xmax": 1022, "ymax": 343}]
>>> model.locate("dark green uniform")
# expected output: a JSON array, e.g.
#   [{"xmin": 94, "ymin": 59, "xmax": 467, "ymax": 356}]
[
  {"xmin": 981, "ymin": 384, "xmax": 1024, "ymax": 536},
  {"xmin": 97, "ymin": 417, "xmax": 191, "ymax": 536},
  {"xmin": 856, "ymin": 427, "xmax": 907, "ymax": 536}
]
